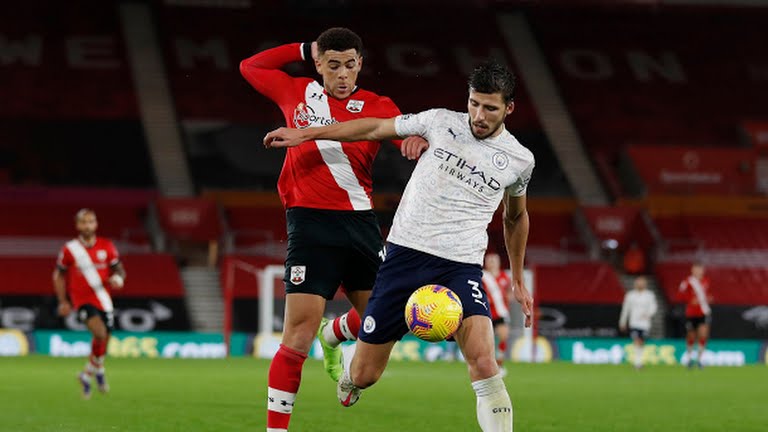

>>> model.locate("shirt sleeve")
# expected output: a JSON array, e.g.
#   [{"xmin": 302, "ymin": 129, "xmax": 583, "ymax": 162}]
[
  {"xmin": 507, "ymin": 159, "xmax": 535, "ymax": 197},
  {"xmin": 649, "ymin": 294, "xmax": 658, "ymax": 317},
  {"xmin": 239, "ymin": 43, "xmax": 305, "ymax": 106},
  {"xmin": 107, "ymin": 240, "xmax": 121, "ymax": 267},
  {"xmin": 394, "ymin": 109, "xmax": 442, "ymax": 138},
  {"xmin": 56, "ymin": 247, "xmax": 72, "ymax": 271}
]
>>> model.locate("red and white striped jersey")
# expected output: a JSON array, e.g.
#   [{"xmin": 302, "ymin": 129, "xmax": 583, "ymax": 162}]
[
  {"xmin": 240, "ymin": 43, "xmax": 402, "ymax": 211},
  {"xmin": 482, "ymin": 270, "xmax": 512, "ymax": 321},
  {"xmin": 678, "ymin": 275, "xmax": 712, "ymax": 318},
  {"xmin": 56, "ymin": 237, "xmax": 119, "ymax": 312}
]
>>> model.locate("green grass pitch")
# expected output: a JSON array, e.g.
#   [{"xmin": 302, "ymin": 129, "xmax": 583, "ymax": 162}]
[{"xmin": 0, "ymin": 356, "xmax": 764, "ymax": 431}]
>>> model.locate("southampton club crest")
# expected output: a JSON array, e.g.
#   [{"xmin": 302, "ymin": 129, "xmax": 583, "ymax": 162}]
[
  {"xmin": 293, "ymin": 103, "xmax": 313, "ymax": 129},
  {"xmin": 346, "ymin": 99, "xmax": 364, "ymax": 113},
  {"xmin": 96, "ymin": 249, "xmax": 108, "ymax": 261},
  {"xmin": 290, "ymin": 266, "xmax": 306, "ymax": 285}
]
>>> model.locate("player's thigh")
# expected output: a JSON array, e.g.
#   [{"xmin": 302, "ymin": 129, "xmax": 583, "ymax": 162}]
[
  {"xmin": 340, "ymin": 213, "xmax": 384, "ymax": 294},
  {"xmin": 439, "ymin": 264, "xmax": 489, "ymax": 321},
  {"xmin": 684, "ymin": 318, "xmax": 697, "ymax": 334},
  {"xmin": 284, "ymin": 208, "xmax": 348, "ymax": 299},
  {"xmin": 358, "ymin": 244, "xmax": 434, "ymax": 344},
  {"xmin": 284, "ymin": 244, "xmax": 345, "ymax": 300},
  {"xmin": 346, "ymin": 289, "xmax": 371, "ymax": 317},
  {"xmin": 698, "ymin": 323, "xmax": 710, "ymax": 339},
  {"xmin": 78, "ymin": 304, "xmax": 111, "ymax": 338},
  {"xmin": 282, "ymin": 293, "xmax": 326, "ymax": 352}
]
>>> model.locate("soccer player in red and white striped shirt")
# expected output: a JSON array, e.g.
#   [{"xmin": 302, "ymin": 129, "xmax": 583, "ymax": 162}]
[
  {"xmin": 53, "ymin": 208, "xmax": 126, "ymax": 399},
  {"xmin": 678, "ymin": 262, "xmax": 713, "ymax": 368},
  {"xmin": 241, "ymin": 27, "xmax": 427, "ymax": 432}
]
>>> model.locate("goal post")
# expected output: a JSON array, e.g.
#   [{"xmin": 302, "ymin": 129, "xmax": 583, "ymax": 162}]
[{"xmin": 223, "ymin": 260, "xmax": 283, "ymax": 356}]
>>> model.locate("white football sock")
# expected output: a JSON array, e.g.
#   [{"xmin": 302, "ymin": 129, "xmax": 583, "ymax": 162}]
[
  {"xmin": 634, "ymin": 345, "xmax": 643, "ymax": 368},
  {"xmin": 472, "ymin": 374, "xmax": 513, "ymax": 432},
  {"xmin": 323, "ymin": 314, "xmax": 357, "ymax": 348}
]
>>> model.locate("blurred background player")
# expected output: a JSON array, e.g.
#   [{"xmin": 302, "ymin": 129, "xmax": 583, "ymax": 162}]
[
  {"xmin": 265, "ymin": 60, "xmax": 534, "ymax": 432},
  {"xmin": 482, "ymin": 252, "xmax": 512, "ymax": 377},
  {"xmin": 53, "ymin": 208, "xmax": 126, "ymax": 399},
  {"xmin": 240, "ymin": 27, "xmax": 427, "ymax": 432},
  {"xmin": 678, "ymin": 262, "xmax": 713, "ymax": 369},
  {"xmin": 618, "ymin": 276, "xmax": 657, "ymax": 370}
]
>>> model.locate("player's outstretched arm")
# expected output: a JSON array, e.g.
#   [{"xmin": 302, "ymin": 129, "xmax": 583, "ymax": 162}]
[
  {"xmin": 52, "ymin": 268, "xmax": 71, "ymax": 316},
  {"xmin": 264, "ymin": 117, "xmax": 400, "ymax": 148},
  {"xmin": 502, "ymin": 191, "xmax": 533, "ymax": 328}
]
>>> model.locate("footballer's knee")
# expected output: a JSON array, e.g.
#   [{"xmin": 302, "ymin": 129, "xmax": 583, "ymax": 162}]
[
  {"xmin": 281, "ymin": 321, "xmax": 319, "ymax": 353},
  {"xmin": 466, "ymin": 352, "xmax": 499, "ymax": 379}
]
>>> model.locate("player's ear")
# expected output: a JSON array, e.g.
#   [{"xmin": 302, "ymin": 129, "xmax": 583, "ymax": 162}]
[
  {"xmin": 314, "ymin": 57, "xmax": 323, "ymax": 74},
  {"xmin": 506, "ymin": 101, "xmax": 515, "ymax": 115},
  {"xmin": 357, "ymin": 55, "xmax": 364, "ymax": 70}
]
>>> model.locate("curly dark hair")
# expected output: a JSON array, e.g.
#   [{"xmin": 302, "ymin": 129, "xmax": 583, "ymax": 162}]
[
  {"xmin": 468, "ymin": 60, "xmax": 516, "ymax": 103},
  {"xmin": 317, "ymin": 27, "xmax": 363, "ymax": 55}
]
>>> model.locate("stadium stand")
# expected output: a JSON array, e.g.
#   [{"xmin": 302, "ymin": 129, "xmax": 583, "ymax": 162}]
[{"xmin": 527, "ymin": 7, "xmax": 768, "ymax": 198}]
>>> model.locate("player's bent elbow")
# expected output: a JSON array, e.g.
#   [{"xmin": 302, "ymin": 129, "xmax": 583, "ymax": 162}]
[{"xmin": 238, "ymin": 60, "xmax": 252, "ymax": 79}]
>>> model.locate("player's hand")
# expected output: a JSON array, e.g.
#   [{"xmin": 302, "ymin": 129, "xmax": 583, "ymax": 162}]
[
  {"xmin": 57, "ymin": 301, "xmax": 72, "ymax": 317},
  {"xmin": 619, "ymin": 324, "xmax": 627, "ymax": 333},
  {"xmin": 109, "ymin": 274, "xmax": 125, "ymax": 290},
  {"xmin": 264, "ymin": 127, "xmax": 306, "ymax": 149},
  {"xmin": 401, "ymin": 136, "xmax": 429, "ymax": 160},
  {"xmin": 513, "ymin": 280, "xmax": 533, "ymax": 328}
]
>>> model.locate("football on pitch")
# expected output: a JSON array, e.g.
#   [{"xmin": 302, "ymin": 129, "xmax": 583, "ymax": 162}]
[{"xmin": 404, "ymin": 284, "xmax": 463, "ymax": 342}]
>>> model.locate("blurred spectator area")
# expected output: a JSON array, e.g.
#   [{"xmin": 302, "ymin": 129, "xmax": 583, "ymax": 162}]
[{"xmin": 527, "ymin": 7, "xmax": 768, "ymax": 198}]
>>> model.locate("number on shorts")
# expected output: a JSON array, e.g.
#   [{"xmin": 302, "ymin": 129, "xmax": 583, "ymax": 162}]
[
  {"xmin": 468, "ymin": 280, "xmax": 488, "ymax": 310},
  {"xmin": 468, "ymin": 280, "xmax": 482, "ymax": 299}
]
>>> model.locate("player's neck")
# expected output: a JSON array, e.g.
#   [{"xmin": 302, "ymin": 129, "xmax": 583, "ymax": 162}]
[{"xmin": 78, "ymin": 235, "xmax": 96, "ymax": 247}]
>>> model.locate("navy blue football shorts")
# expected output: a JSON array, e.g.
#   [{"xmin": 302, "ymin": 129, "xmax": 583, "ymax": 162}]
[{"xmin": 358, "ymin": 243, "xmax": 491, "ymax": 344}]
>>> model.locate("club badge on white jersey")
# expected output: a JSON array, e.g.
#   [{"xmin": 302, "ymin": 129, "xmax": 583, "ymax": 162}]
[{"xmin": 290, "ymin": 266, "xmax": 306, "ymax": 285}]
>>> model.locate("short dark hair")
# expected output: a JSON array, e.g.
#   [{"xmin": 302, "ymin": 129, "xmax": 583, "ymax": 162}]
[
  {"xmin": 316, "ymin": 27, "xmax": 363, "ymax": 55},
  {"xmin": 468, "ymin": 60, "xmax": 516, "ymax": 103},
  {"xmin": 75, "ymin": 208, "xmax": 96, "ymax": 222}
]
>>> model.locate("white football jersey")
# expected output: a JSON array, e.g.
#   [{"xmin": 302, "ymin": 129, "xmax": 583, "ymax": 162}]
[
  {"xmin": 390, "ymin": 109, "xmax": 535, "ymax": 265},
  {"xmin": 619, "ymin": 290, "xmax": 658, "ymax": 331}
]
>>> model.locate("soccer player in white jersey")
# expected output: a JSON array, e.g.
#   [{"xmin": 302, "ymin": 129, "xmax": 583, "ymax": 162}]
[
  {"xmin": 619, "ymin": 276, "xmax": 658, "ymax": 369},
  {"xmin": 265, "ymin": 61, "xmax": 534, "ymax": 432},
  {"xmin": 53, "ymin": 209, "xmax": 126, "ymax": 398}
]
